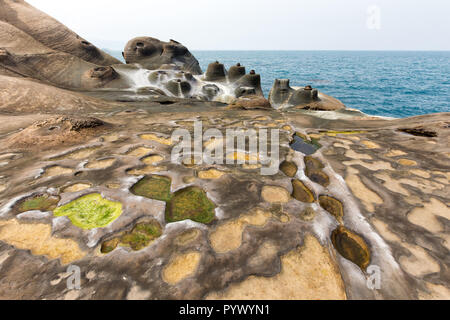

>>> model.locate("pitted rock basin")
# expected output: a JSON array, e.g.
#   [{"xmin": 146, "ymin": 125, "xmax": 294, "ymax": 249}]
[
  {"xmin": 53, "ymin": 193, "xmax": 122, "ymax": 229},
  {"xmin": 15, "ymin": 193, "xmax": 60, "ymax": 213},
  {"xmin": 130, "ymin": 175, "xmax": 172, "ymax": 202},
  {"xmin": 319, "ymin": 195, "xmax": 344, "ymax": 223},
  {"xmin": 292, "ymin": 180, "xmax": 315, "ymax": 203},
  {"xmin": 165, "ymin": 187, "xmax": 215, "ymax": 224},
  {"xmin": 331, "ymin": 226, "xmax": 371, "ymax": 271},
  {"xmin": 279, "ymin": 161, "xmax": 298, "ymax": 177},
  {"xmin": 101, "ymin": 219, "xmax": 163, "ymax": 253},
  {"xmin": 304, "ymin": 156, "xmax": 330, "ymax": 187},
  {"xmin": 290, "ymin": 134, "xmax": 320, "ymax": 155}
]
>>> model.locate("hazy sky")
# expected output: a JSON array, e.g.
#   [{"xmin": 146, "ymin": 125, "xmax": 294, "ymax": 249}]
[{"xmin": 27, "ymin": 0, "xmax": 450, "ymax": 51}]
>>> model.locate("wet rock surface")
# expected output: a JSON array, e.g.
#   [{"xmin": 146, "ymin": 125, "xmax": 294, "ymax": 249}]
[
  {"xmin": 123, "ymin": 37, "xmax": 202, "ymax": 74},
  {"xmin": 0, "ymin": 1, "xmax": 449, "ymax": 301},
  {"xmin": 331, "ymin": 226, "xmax": 371, "ymax": 271}
]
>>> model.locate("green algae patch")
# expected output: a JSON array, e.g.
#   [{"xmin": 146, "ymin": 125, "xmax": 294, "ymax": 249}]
[
  {"xmin": 166, "ymin": 187, "xmax": 215, "ymax": 224},
  {"xmin": 100, "ymin": 220, "xmax": 162, "ymax": 253},
  {"xmin": 130, "ymin": 175, "xmax": 172, "ymax": 202},
  {"xmin": 16, "ymin": 194, "xmax": 60, "ymax": 213},
  {"xmin": 54, "ymin": 193, "xmax": 122, "ymax": 229},
  {"xmin": 120, "ymin": 220, "xmax": 162, "ymax": 251}
]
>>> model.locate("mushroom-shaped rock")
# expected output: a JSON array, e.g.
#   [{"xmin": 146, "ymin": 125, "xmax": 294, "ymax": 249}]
[
  {"xmin": 235, "ymin": 71, "xmax": 263, "ymax": 96},
  {"xmin": 288, "ymin": 86, "xmax": 320, "ymax": 105},
  {"xmin": 205, "ymin": 61, "xmax": 227, "ymax": 82},
  {"xmin": 234, "ymin": 86, "xmax": 257, "ymax": 98},
  {"xmin": 228, "ymin": 63, "xmax": 246, "ymax": 82},
  {"xmin": 269, "ymin": 79, "xmax": 345, "ymax": 111},
  {"xmin": 123, "ymin": 37, "xmax": 202, "ymax": 74},
  {"xmin": 268, "ymin": 79, "xmax": 295, "ymax": 107}
]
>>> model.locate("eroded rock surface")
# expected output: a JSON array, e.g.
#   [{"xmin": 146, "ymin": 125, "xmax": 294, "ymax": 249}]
[{"xmin": 0, "ymin": 1, "xmax": 448, "ymax": 301}]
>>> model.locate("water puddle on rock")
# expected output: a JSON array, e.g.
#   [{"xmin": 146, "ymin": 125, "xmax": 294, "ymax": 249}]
[
  {"xmin": 101, "ymin": 219, "xmax": 162, "ymax": 253},
  {"xmin": 290, "ymin": 134, "xmax": 321, "ymax": 155}
]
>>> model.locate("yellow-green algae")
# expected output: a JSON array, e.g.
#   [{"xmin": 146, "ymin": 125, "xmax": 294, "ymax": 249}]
[
  {"xmin": 166, "ymin": 187, "xmax": 216, "ymax": 224},
  {"xmin": 130, "ymin": 175, "xmax": 171, "ymax": 202},
  {"xmin": 101, "ymin": 220, "xmax": 162, "ymax": 253},
  {"xmin": 294, "ymin": 132, "xmax": 322, "ymax": 149},
  {"xmin": 16, "ymin": 194, "xmax": 60, "ymax": 213},
  {"xmin": 120, "ymin": 220, "xmax": 162, "ymax": 251},
  {"xmin": 54, "ymin": 193, "xmax": 122, "ymax": 229},
  {"xmin": 319, "ymin": 130, "xmax": 367, "ymax": 137}
]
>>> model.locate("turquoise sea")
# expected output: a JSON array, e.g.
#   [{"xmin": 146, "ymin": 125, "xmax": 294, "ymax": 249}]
[{"xmin": 105, "ymin": 50, "xmax": 450, "ymax": 118}]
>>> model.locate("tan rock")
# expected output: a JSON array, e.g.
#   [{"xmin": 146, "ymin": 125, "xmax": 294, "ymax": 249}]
[
  {"xmin": 63, "ymin": 183, "xmax": 92, "ymax": 193},
  {"xmin": 209, "ymin": 209, "xmax": 271, "ymax": 253},
  {"xmin": 361, "ymin": 141, "xmax": 381, "ymax": 149},
  {"xmin": 162, "ymin": 251, "xmax": 201, "ymax": 285},
  {"xmin": 346, "ymin": 171, "xmax": 382, "ymax": 212},
  {"xmin": 0, "ymin": 219, "xmax": 85, "ymax": 265},
  {"xmin": 398, "ymin": 159, "xmax": 418, "ymax": 166},
  {"xmin": 206, "ymin": 235, "xmax": 346, "ymax": 300},
  {"xmin": 198, "ymin": 169, "xmax": 226, "ymax": 180},
  {"xmin": 407, "ymin": 198, "xmax": 450, "ymax": 233},
  {"xmin": 261, "ymin": 186, "xmax": 291, "ymax": 204}
]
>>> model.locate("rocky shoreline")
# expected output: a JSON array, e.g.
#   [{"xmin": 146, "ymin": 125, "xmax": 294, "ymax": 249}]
[{"xmin": 0, "ymin": 0, "xmax": 449, "ymax": 300}]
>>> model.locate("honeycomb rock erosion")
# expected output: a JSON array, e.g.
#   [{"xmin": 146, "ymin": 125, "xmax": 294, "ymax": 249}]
[
  {"xmin": 123, "ymin": 37, "xmax": 202, "ymax": 74},
  {"xmin": 0, "ymin": 0, "xmax": 448, "ymax": 301}
]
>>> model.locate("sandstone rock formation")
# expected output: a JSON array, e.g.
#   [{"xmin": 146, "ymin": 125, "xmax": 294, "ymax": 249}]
[
  {"xmin": 123, "ymin": 37, "xmax": 202, "ymax": 74},
  {"xmin": 0, "ymin": 0, "xmax": 448, "ymax": 302},
  {"xmin": 0, "ymin": 0, "xmax": 120, "ymax": 66},
  {"xmin": 269, "ymin": 79, "xmax": 346, "ymax": 110}
]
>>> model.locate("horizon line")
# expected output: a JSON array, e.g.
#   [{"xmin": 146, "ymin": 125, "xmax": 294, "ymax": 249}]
[{"xmin": 103, "ymin": 48, "xmax": 450, "ymax": 52}]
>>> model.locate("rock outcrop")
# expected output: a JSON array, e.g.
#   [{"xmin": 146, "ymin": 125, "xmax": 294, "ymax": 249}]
[
  {"xmin": 123, "ymin": 37, "xmax": 202, "ymax": 74},
  {"xmin": 0, "ymin": 0, "xmax": 448, "ymax": 302},
  {"xmin": 269, "ymin": 79, "xmax": 345, "ymax": 110},
  {"xmin": 0, "ymin": 0, "xmax": 120, "ymax": 66}
]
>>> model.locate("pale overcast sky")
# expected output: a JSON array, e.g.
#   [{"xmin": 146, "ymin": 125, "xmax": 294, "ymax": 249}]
[{"xmin": 27, "ymin": 0, "xmax": 450, "ymax": 51}]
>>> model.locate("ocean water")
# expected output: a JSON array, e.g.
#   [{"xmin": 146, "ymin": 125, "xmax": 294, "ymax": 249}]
[{"xmin": 105, "ymin": 50, "xmax": 450, "ymax": 118}]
